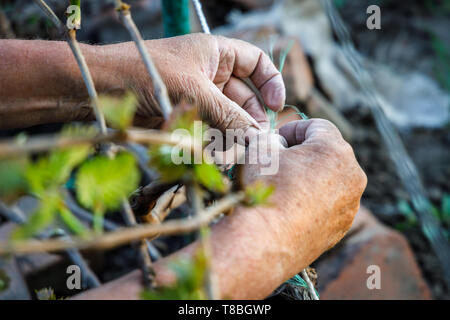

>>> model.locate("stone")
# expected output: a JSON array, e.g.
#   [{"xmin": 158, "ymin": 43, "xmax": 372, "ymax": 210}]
[{"xmin": 314, "ymin": 206, "xmax": 432, "ymax": 300}]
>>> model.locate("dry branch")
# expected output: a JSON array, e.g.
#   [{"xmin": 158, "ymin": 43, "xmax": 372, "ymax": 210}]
[
  {"xmin": 0, "ymin": 192, "xmax": 245, "ymax": 255},
  {"xmin": 116, "ymin": 1, "xmax": 173, "ymax": 119},
  {"xmin": 0, "ymin": 129, "xmax": 196, "ymax": 159},
  {"xmin": 33, "ymin": 0, "xmax": 107, "ymax": 134}
]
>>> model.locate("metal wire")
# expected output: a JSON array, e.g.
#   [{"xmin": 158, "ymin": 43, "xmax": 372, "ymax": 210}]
[
  {"xmin": 321, "ymin": 0, "xmax": 450, "ymax": 288},
  {"xmin": 191, "ymin": 0, "xmax": 211, "ymax": 34}
]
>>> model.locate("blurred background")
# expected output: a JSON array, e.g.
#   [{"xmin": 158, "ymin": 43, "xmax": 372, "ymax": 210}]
[{"xmin": 0, "ymin": 0, "xmax": 449, "ymax": 300}]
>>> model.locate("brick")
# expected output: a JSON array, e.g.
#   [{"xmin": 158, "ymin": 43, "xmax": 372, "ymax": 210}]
[{"xmin": 314, "ymin": 207, "xmax": 431, "ymax": 300}]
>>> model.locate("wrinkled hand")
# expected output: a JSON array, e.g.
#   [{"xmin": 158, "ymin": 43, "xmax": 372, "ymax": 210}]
[
  {"xmin": 241, "ymin": 119, "xmax": 367, "ymax": 273},
  {"xmin": 118, "ymin": 33, "xmax": 285, "ymax": 131}
]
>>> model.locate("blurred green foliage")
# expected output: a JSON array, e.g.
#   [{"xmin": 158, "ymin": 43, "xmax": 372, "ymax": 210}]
[
  {"xmin": 99, "ymin": 92, "xmax": 137, "ymax": 130},
  {"xmin": 141, "ymin": 249, "xmax": 207, "ymax": 300}
]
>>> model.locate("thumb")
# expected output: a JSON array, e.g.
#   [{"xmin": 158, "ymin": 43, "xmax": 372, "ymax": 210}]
[{"xmin": 198, "ymin": 82, "xmax": 262, "ymax": 134}]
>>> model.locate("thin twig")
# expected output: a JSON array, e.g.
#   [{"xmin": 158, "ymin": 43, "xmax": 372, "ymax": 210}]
[
  {"xmin": 121, "ymin": 198, "xmax": 155, "ymax": 288},
  {"xmin": 116, "ymin": 1, "xmax": 172, "ymax": 119},
  {"xmin": 33, "ymin": 0, "xmax": 107, "ymax": 134},
  {"xmin": 187, "ymin": 183, "xmax": 219, "ymax": 300},
  {"xmin": 140, "ymin": 185, "xmax": 185, "ymax": 224},
  {"xmin": 64, "ymin": 190, "xmax": 119, "ymax": 231},
  {"xmin": 0, "ymin": 192, "xmax": 245, "ymax": 255},
  {"xmin": 0, "ymin": 202, "xmax": 100, "ymax": 289},
  {"xmin": 0, "ymin": 128, "xmax": 194, "ymax": 159},
  {"xmin": 65, "ymin": 190, "xmax": 161, "ymax": 260},
  {"xmin": 0, "ymin": 201, "xmax": 26, "ymax": 224}
]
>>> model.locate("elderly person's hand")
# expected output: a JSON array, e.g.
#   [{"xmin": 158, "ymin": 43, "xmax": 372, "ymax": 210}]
[
  {"xmin": 126, "ymin": 33, "xmax": 285, "ymax": 131},
  {"xmin": 0, "ymin": 34, "xmax": 284, "ymax": 131},
  {"xmin": 73, "ymin": 119, "xmax": 367, "ymax": 300}
]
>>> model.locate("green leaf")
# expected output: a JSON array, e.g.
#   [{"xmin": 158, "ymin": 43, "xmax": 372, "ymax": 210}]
[
  {"xmin": 59, "ymin": 206, "xmax": 87, "ymax": 236},
  {"xmin": 149, "ymin": 145, "xmax": 188, "ymax": 182},
  {"xmin": 75, "ymin": 152, "xmax": 140, "ymax": 230},
  {"xmin": 12, "ymin": 193, "xmax": 60, "ymax": 239},
  {"xmin": 194, "ymin": 162, "xmax": 225, "ymax": 192},
  {"xmin": 141, "ymin": 249, "xmax": 207, "ymax": 300},
  {"xmin": 99, "ymin": 92, "xmax": 137, "ymax": 130},
  {"xmin": 244, "ymin": 181, "xmax": 274, "ymax": 206},
  {"xmin": 25, "ymin": 144, "xmax": 90, "ymax": 196},
  {"xmin": 0, "ymin": 158, "xmax": 28, "ymax": 203}
]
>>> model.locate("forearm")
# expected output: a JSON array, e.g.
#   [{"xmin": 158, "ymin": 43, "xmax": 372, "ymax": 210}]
[
  {"xmin": 73, "ymin": 204, "xmax": 307, "ymax": 300},
  {"xmin": 0, "ymin": 40, "xmax": 134, "ymax": 129}
]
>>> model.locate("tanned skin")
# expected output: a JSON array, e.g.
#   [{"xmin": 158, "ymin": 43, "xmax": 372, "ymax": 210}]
[{"xmin": 0, "ymin": 34, "xmax": 367, "ymax": 299}]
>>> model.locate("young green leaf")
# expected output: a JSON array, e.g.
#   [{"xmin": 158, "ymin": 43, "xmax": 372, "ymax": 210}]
[
  {"xmin": 59, "ymin": 206, "xmax": 87, "ymax": 236},
  {"xmin": 75, "ymin": 152, "xmax": 140, "ymax": 226},
  {"xmin": 12, "ymin": 193, "xmax": 60, "ymax": 239},
  {"xmin": 149, "ymin": 145, "xmax": 188, "ymax": 182},
  {"xmin": 194, "ymin": 162, "xmax": 225, "ymax": 192},
  {"xmin": 244, "ymin": 181, "xmax": 274, "ymax": 206},
  {"xmin": 99, "ymin": 92, "xmax": 137, "ymax": 130},
  {"xmin": 0, "ymin": 158, "xmax": 28, "ymax": 203},
  {"xmin": 141, "ymin": 249, "xmax": 207, "ymax": 300}
]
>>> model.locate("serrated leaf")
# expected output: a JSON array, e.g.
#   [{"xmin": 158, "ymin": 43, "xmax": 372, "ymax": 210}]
[
  {"xmin": 99, "ymin": 92, "xmax": 137, "ymax": 130},
  {"xmin": 75, "ymin": 152, "xmax": 140, "ymax": 224},
  {"xmin": 245, "ymin": 181, "xmax": 274, "ymax": 206},
  {"xmin": 194, "ymin": 162, "xmax": 225, "ymax": 192},
  {"xmin": 25, "ymin": 145, "xmax": 90, "ymax": 195}
]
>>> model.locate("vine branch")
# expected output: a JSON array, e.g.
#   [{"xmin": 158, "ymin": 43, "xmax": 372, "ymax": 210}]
[{"xmin": 0, "ymin": 192, "xmax": 245, "ymax": 255}]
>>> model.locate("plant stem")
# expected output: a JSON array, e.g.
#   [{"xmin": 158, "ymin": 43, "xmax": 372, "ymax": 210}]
[
  {"xmin": 0, "ymin": 129, "xmax": 195, "ymax": 159},
  {"xmin": 121, "ymin": 198, "xmax": 155, "ymax": 288},
  {"xmin": 116, "ymin": 1, "xmax": 173, "ymax": 120},
  {"xmin": 33, "ymin": 0, "xmax": 107, "ymax": 134},
  {"xmin": 187, "ymin": 182, "xmax": 219, "ymax": 300},
  {"xmin": 0, "ymin": 192, "xmax": 245, "ymax": 255}
]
